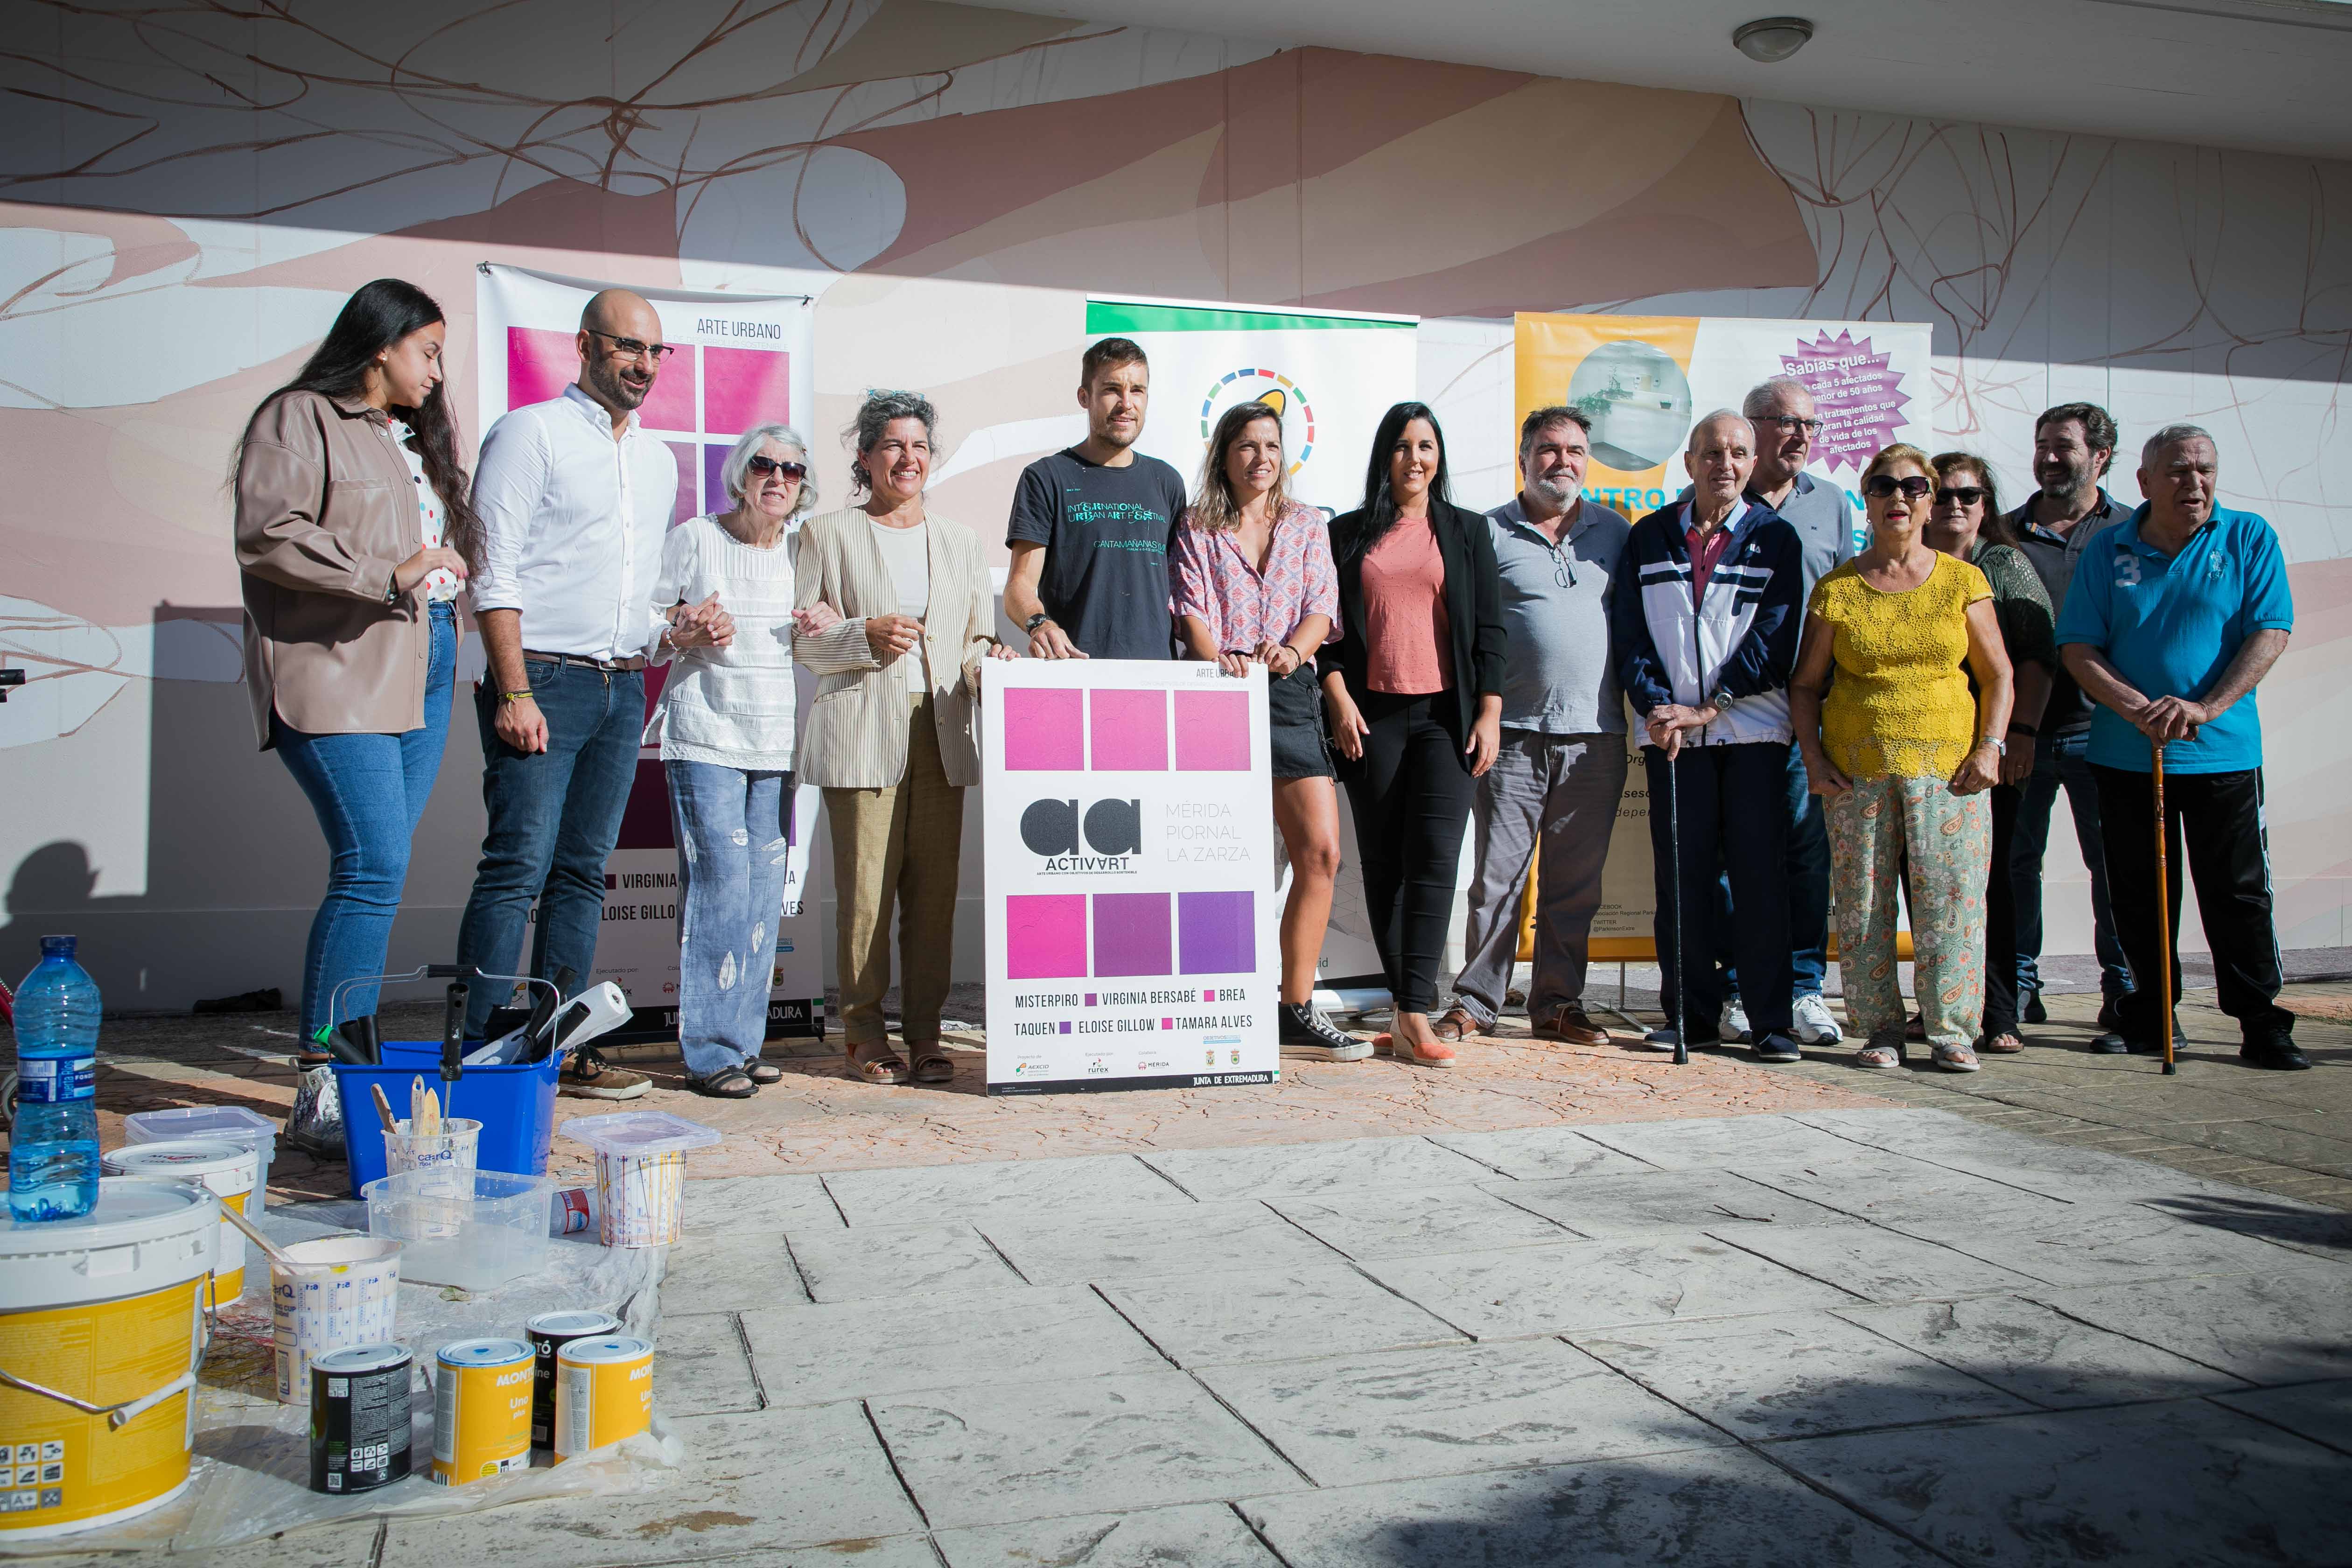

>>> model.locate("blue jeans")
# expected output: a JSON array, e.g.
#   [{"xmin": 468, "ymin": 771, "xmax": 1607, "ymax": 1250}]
[
  {"xmin": 273, "ymin": 602, "xmax": 457, "ymax": 1036},
  {"xmin": 455, "ymin": 658, "xmax": 644, "ymax": 1036},
  {"xmin": 668, "ymin": 761, "xmax": 794, "ymax": 1079},
  {"xmin": 2012, "ymin": 728, "xmax": 2134, "ymax": 1003},
  {"xmin": 1715, "ymin": 742, "xmax": 1830, "ymax": 1003}
]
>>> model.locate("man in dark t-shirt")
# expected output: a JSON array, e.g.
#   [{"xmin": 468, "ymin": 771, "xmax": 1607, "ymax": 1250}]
[{"xmin": 1005, "ymin": 337, "xmax": 1189, "ymax": 661}]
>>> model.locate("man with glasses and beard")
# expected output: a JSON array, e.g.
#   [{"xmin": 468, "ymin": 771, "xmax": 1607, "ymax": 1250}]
[
  {"xmin": 1436, "ymin": 408, "xmax": 1631, "ymax": 1048},
  {"xmin": 459, "ymin": 289, "xmax": 719, "ymax": 1095},
  {"xmin": 2007, "ymin": 402, "xmax": 2138, "ymax": 1043}
]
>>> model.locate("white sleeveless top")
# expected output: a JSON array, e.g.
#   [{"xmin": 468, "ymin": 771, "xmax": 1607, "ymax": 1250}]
[{"xmin": 644, "ymin": 513, "xmax": 802, "ymax": 769}]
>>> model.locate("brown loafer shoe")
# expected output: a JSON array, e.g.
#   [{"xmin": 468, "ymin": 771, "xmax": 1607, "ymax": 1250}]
[
  {"xmin": 1430, "ymin": 1007, "xmax": 1480, "ymax": 1043},
  {"xmin": 1532, "ymin": 1003, "xmax": 1610, "ymax": 1046}
]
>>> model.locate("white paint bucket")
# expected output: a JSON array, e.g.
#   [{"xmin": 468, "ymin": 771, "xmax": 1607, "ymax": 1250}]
[
  {"xmin": 102, "ymin": 1138, "xmax": 260, "ymax": 1309},
  {"xmin": 271, "ymin": 1236, "xmax": 401, "ymax": 1405}
]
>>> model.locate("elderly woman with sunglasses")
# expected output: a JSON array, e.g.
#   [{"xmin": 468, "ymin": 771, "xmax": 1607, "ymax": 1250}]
[
  {"xmin": 1790, "ymin": 444, "xmax": 2014, "ymax": 1072},
  {"xmin": 1925, "ymin": 452, "xmax": 2055, "ymax": 1057},
  {"xmin": 648, "ymin": 423, "xmax": 842, "ymax": 1097}
]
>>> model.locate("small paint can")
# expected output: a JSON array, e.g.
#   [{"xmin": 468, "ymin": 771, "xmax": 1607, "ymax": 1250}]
[
  {"xmin": 551, "ymin": 1187, "xmax": 598, "ymax": 1236},
  {"xmin": 308, "ymin": 1342, "xmax": 413, "ymax": 1495},
  {"xmin": 526, "ymin": 1309, "xmax": 622, "ymax": 1452},
  {"xmin": 429, "ymin": 1338, "xmax": 534, "ymax": 1485},
  {"xmin": 553, "ymin": 1335, "xmax": 655, "ymax": 1462}
]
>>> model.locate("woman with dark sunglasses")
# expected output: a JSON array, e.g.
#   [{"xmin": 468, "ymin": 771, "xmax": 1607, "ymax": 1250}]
[
  {"xmin": 1925, "ymin": 453, "xmax": 2055, "ymax": 1057},
  {"xmin": 647, "ymin": 422, "xmax": 842, "ymax": 1096},
  {"xmin": 1789, "ymin": 444, "xmax": 2014, "ymax": 1072}
]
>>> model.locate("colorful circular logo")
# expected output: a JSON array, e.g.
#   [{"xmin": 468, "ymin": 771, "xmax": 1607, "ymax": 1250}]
[{"xmin": 1199, "ymin": 368, "xmax": 1316, "ymax": 478}]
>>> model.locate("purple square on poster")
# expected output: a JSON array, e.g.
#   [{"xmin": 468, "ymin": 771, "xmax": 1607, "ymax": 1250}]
[
  {"xmin": 1091, "ymin": 892, "xmax": 1171, "ymax": 977},
  {"xmin": 1174, "ymin": 688, "xmax": 1251, "ymax": 770},
  {"xmin": 702, "ymin": 443, "xmax": 734, "ymax": 519},
  {"xmin": 664, "ymin": 441, "xmax": 698, "ymax": 526},
  {"xmin": 1003, "ymin": 688, "xmax": 1084, "ymax": 770},
  {"xmin": 1084, "ymin": 993, "xmax": 1097, "ymax": 1007},
  {"xmin": 1178, "ymin": 890, "xmax": 1255, "ymax": 976},
  {"xmin": 1006, "ymin": 895, "xmax": 1087, "ymax": 980},
  {"xmin": 1089, "ymin": 689, "xmax": 1168, "ymax": 771}
]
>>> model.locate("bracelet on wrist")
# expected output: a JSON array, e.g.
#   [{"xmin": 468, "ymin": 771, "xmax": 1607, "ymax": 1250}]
[
  {"xmin": 2008, "ymin": 721, "xmax": 2039, "ymax": 738},
  {"xmin": 500, "ymin": 689, "xmax": 533, "ymax": 705}
]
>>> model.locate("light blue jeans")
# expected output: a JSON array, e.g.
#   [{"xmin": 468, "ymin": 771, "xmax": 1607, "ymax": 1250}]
[{"xmin": 668, "ymin": 760, "xmax": 795, "ymax": 1079}]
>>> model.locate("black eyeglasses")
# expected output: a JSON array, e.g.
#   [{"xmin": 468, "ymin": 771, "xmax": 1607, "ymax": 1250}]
[
  {"xmin": 1864, "ymin": 475, "xmax": 1934, "ymax": 500},
  {"xmin": 746, "ymin": 455, "xmax": 806, "ymax": 480},
  {"xmin": 1935, "ymin": 485, "xmax": 1987, "ymax": 507},
  {"xmin": 1761, "ymin": 416, "xmax": 1823, "ymax": 435},
  {"xmin": 585, "ymin": 329, "xmax": 676, "ymax": 363}
]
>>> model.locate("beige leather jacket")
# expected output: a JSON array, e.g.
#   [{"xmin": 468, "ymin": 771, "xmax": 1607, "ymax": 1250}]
[{"xmin": 235, "ymin": 390, "xmax": 445, "ymax": 749}]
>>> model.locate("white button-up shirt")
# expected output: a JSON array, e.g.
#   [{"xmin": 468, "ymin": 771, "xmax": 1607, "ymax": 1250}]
[{"xmin": 469, "ymin": 383, "xmax": 678, "ymax": 660}]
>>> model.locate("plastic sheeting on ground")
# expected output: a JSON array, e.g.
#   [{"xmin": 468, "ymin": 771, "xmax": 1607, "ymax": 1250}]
[{"xmin": 0, "ymin": 1197, "xmax": 681, "ymax": 1557}]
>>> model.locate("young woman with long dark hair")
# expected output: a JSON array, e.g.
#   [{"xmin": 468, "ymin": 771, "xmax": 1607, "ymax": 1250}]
[
  {"xmin": 1320, "ymin": 402, "xmax": 1506, "ymax": 1068},
  {"xmin": 234, "ymin": 278, "xmax": 476, "ymax": 1042}
]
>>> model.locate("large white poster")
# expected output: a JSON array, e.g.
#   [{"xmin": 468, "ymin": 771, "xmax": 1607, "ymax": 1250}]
[
  {"xmin": 475, "ymin": 263, "xmax": 824, "ymax": 1040},
  {"xmin": 980, "ymin": 660, "xmax": 1281, "ymax": 1093}
]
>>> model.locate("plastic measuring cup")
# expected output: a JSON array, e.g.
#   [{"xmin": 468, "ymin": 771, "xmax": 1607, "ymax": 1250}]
[{"xmin": 381, "ymin": 1117, "xmax": 481, "ymax": 1178}]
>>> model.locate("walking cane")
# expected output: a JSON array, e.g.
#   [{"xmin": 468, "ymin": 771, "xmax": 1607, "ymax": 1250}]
[
  {"xmin": 2153, "ymin": 741, "xmax": 2175, "ymax": 1075},
  {"xmin": 1667, "ymin": 742, "xmax": 1688, "ymax": 1067}
]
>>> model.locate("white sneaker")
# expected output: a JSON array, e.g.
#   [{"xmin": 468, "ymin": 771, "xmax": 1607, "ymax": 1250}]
[
  {"xmin": 1639, "ymin": 1026, "xmax": 1682, "ymax": 1052},
  {"xmin": 1792, "ymin": 993, "xmax": 1845, "ymax": 1045},
  {"xmin": 1718, "ymin": 1001, "xmax": 1752, "ymax": 1044}
]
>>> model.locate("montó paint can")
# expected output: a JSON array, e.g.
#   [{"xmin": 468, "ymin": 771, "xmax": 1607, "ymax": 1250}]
[
  {"xmin": 525, "ymin": 1310, "xmax": 620, "ymax": 1452},
  {"xmin": 429, "ymin": 1338, "xmax": 533, "ymax": 1485},
  {"xmin": 308, "ymin": 1343, "xmax": 412, "ymax": 1495},
  {"xmin": 552, "ymin": 1336, "xmax": 654, "ymax": 1462}
]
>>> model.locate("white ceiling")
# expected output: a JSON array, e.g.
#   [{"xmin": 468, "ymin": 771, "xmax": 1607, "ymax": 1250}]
[{"xmin": 951, "ymin": 0, "xmax": 2352, "ymax": 161}]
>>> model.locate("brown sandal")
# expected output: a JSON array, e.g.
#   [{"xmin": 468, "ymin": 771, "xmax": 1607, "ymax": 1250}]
[
  {"xmin": 1431, "ymin": 1007, "xmax": 1480, "ymax": 1044},
  {"xmin": 908, "ymin": 1049, "xmax": 955, "ymax": 1085},
  {"xmin": 846, "ymin": 1041, "xmax": 910, "ymax": 1085}
]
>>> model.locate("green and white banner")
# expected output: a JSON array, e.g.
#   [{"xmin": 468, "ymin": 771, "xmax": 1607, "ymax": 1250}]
[{"xmin": 1085, "ymin": 295, "xmax": 1418, "ymax": 516}]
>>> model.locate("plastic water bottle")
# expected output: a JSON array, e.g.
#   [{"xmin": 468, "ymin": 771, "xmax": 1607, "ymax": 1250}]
[{"xmin": 9, "ymin": 936, "xmax": 102, "ymax": 1222}]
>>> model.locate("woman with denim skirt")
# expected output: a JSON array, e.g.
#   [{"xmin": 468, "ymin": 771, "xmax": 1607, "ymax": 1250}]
[
  {"xmin": 234, "ymin": 279, "xmax": 475, "ymax": 1045},
  {"xmin": 648, "ymin": 424, "xmax": 842, "ymax": 1097}
]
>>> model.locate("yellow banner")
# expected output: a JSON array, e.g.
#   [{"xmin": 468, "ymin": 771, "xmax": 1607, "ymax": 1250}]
[{"xmin": 1514, "ymin": 313, "xmax": 1701, "ymax": 518}]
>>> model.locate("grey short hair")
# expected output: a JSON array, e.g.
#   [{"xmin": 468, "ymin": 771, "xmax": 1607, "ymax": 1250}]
[
  {"xmin": 1517, "ymin": 406, "xmax": 1592, "ymax": 468},
  {"xmin": 845, "ymin": 388, "xmax": 938, "ymax": 494},
  {"xmin": 1689, "ymin": 409, "xmax": 1755, "ymax": 448},
  {"xmin": 721, "ymin": 422, "xmax": 816, "ymax": 514},
  {"xmin": 1742, "ymin": 377, "xmax": 1814, "ymax": 418},
  {"xmin": 2141, "ymin": 422, "xmax": 2217, "ymax": 469}
]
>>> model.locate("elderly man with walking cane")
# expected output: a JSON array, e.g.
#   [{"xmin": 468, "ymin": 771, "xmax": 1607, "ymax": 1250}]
[{"xmin": 2055, "ymin": 425, "xmax": 2303, "ymax": 1071}]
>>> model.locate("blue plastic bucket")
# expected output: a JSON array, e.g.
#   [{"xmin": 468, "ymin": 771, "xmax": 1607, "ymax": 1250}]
[{"xmin": 331, "ymin": 1043, "xmax": 564, "ymax": 1199}]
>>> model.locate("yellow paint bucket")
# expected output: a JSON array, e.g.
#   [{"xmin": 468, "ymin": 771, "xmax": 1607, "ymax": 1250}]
[
  {"xmin": 102, "ymin": 1139, "xmax": 259, "ymax": 1309},
  {"xmin": 552, "ymin": 1335, "xmax": 653, "ymax": 1462},
  {"xmin": 429, "ymin": 1338, "xmax": 533, "ymax": 1485},
  {"xmin": 0, "ymin": 1177, "xmax": 216, "ymax": 1539}
]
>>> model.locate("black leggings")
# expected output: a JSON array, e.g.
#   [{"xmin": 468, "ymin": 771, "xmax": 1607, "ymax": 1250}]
[
  {"xmin": 1344, "ymin": 691, "xmax": 1476, "ymax": 1013},
  {"xmin": 1981, "ymin": 784, "xmax": 2022, "ymax": 1040}
]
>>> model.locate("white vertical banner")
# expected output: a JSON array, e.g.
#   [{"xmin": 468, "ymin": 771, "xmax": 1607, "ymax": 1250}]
[
  {"xmin": 474, "ymin": 263, "xmax": 824, "ymax": 1039},
  {"xmin": 980, "ymin": 659, "xmax": 1280, "ymax": 1093}
]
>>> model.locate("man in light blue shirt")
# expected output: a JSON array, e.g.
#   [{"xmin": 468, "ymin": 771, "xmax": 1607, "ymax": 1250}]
[{"xmin": 2057, "ymin": 424, "xmax": 2301, "ymax": 1070}]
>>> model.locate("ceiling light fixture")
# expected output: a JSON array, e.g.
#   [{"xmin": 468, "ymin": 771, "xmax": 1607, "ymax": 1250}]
[{"xmin": 1732, "ymin": 15, "xmax": 1815, "ymax": 62}]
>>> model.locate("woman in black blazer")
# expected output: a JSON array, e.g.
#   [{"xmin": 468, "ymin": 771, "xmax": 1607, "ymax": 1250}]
[{"xmin": 1322, "ymin": 401, "xmax": 1505, "ymax": 1068}]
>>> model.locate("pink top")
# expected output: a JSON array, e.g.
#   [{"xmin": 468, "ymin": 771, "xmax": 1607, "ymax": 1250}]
[
  {"xmin": 1360, "ymin": 516, "xmax": 1452, "ymax": 694},
  {"xmin": 1685, "ymin": 516, "xmax": 1737, "ymax": 605},
  {"xmin": 1169, "ymin": 500, "xmax": 1342, "ymax": 654}
]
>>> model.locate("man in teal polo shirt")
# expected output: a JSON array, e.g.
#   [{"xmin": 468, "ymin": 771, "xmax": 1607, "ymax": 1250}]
[{"xmin": 2056, "ymin": 425, "xmax": 2302, "ymax": 1070}]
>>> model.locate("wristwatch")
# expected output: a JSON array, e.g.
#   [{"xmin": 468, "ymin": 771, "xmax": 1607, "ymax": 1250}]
[
  {"xmin": 1708, "ymin": 686, "xmax": 1737, "ymax": 713},
  {"xmin": 1024, "ymin": 612, "xmax": 1053, "ymax": 633}
]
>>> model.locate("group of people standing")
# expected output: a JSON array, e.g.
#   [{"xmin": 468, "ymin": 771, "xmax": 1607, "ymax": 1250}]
[{"xmin": 233, "ymin": 277, "xmax": 2306, "ymax": 1101}]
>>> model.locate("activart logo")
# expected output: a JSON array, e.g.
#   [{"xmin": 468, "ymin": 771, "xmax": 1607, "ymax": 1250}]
[
  {"xmin": 1199, "ymin": 371, "xmax": 1316, "ymax": 480},
  {"xmin": 1021, "ymin": 798, "xmax": 1141, "ymax": 873}
]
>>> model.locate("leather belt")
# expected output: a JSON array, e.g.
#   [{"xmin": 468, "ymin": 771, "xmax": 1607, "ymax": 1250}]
[{"xmin": 522, "ymin": 649, "xmax": 648, "ymax": 672}]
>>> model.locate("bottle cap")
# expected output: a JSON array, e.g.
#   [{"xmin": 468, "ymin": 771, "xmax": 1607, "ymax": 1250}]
[{"xmin": 39, "ymin": 934, "xmax": 76, "ymax": 958}]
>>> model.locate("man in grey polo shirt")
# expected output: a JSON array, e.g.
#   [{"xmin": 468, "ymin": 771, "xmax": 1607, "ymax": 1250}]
[{"xmin": 1438, "ymin": 407, "xmax": 1631, "ymax": 1046}]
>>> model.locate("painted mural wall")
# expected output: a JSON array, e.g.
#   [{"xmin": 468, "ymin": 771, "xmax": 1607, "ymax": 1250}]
[{"xmin": 3, "ymin": 2, "xmax": 2345, "ymax": 1007}]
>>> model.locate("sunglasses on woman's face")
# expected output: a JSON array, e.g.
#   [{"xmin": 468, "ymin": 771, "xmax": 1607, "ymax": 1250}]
[
  {"xmin": 1935, "ymin": 485, "xmax": 1987, "ymax": 507},
  {"xmin": 1863, "ymin": 475, "xmax": 1934, "ymax": 500},
  {"xmin": 747, "ymin": 456, "xmax": 806, "ymax": 480}
]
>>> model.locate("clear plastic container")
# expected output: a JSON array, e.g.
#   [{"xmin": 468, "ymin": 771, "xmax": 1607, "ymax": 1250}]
[
  {"xmin": 559, "ymin": 1112, "xmax": 721, "ymax": 1248},
  {"xmin": 381, "ymin": 1117, "xmax": 481, "ymax": 1178},
  {"xmin": 362, "ymin": 1168, "xmax": 553, "ymax": 1290},
  {"xmin": 124, "ymin": 1105, "xmax": 278, "ymax": 1214}
]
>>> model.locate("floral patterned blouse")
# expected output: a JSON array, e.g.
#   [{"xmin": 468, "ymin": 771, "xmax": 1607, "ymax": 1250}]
[{"xmin": 1168, "ymin": 500, "xmax": 1341, "ymax": 654}]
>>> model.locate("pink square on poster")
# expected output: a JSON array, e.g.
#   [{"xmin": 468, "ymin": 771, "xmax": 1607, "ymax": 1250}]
[
  {"xmin": 1174, "ymin": 689, "xmax": 1251, "ymax": 771},
  {"xmin": 1002, "ymin": 688, "xmax": 1084, "ymax": 770},
  {"xmin": 1089, "ymin": 689, "xmax": 1168, "ymax": 771},
  {"xmin": 1005, "ymin": 895, "xmax": 1087, "ymax": 980},
  {"xmin": 506, "ymin": 328, "xmax": 578, "ymax": 410},
  {"xmin": 703, "ymin": 346, "xmax": 790, "ymax": 436},
  {"xmin": 635, "ymin": 344, "xmax": 696, "ymax": 434}
]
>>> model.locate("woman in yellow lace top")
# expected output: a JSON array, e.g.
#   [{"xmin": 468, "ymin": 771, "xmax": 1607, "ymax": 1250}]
[{"xmin": 1790, "ymin": 443, "xmax": 2014, "ymax": 1073}]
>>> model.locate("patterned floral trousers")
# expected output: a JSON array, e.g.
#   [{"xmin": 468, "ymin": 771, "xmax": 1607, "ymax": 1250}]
[{"xmin": 1827, "ymin": 775, "xmax": 1991, "ymax": 1052}]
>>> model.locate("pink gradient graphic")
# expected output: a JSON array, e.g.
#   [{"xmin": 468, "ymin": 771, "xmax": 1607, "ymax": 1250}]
[
  {"xmin": 1089, "ymin": 689, "xmax": 1168, "ymax": 771},
  {"xmin": 1781, "ymin": 330, "xmax": 1912, "ymax": 473},
  {"xmin": 1005, "ymin": 895, "xmax": 1087, "ymax": 979},
  {"xmin": 663, "ymin": 441, "xmax": 698, "ymax": 526},
  {"xmin": 506, "ymin": 327, "xmax": 578, "ymax": 409},
  {"xmin": 1003, "ymin": 688, "xmax": 1085, "ymax": 770},
  {"xmin": 636, "ymin": 345, "xmax": 696, "ymax": 433},
  {"xmin": 1174, "ymin": 689, "xmax": 1251, "ymax": 770},
  {"xmin": 704, "ymin": 345, "xmax": 791, "ymax": 435}
]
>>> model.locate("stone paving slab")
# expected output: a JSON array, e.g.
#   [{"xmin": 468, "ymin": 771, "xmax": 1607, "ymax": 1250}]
[
  {"xmin": 2029, "ymin": 1267, "xmax": 2352, "ymax": 1385},
  {"xmin": 1140, "ymin": 1136, "xmax": 1500, "ymax": 1201},
  {"xmin": 1895, "ymin": 1201, "xmax": 2321, "ymax": 1287},
  {"xmin": 40, "ymin": 1525, "xmax": 385, "ymax": 1568},
  {"xmin": 1266, "ymin": 1185, "xmax": 1580, "ymax": 1261},
  {"xmin": 1422, "ymin": 1125, "xmax": 1656, "ymax": 1180},
  {"xmin": 2211, "ymin": 1379, "xmax": 2352, "ymax": 1456},
  {"xmin": 1834, "ymin": 1296, "xmax": 2254, "ymax": 1408},
  {"xmin": 1098, "ymin": 1263, "xmax": 1470, "ymax": 1368},
  {"xmin": 978, "ymin": 1200, "xmax": 1344, "ymax": 1285},
  {"xmin": 657, "ymin": 1227, "xmax": 811, "ymax": 1312},
  {"xmin": 819, "ymin": 1153, "xmax": 1194, "ymax": 1226},
  {"xmin": 1770, "ymin": 1398, "xmax": 2344, "ymax": 1567},
  {"xmin": 1194, "ymin": 1338, "xmax": 1733, "ymax": 1487},
  {"xmin": 739, "ymin": 1282, "xmax": 1167, "ymax": 1405},
  {"xmin": 783, "ymin": 1219, "xmax": 1024, "ymax": 1301},
  {"xmin": 651, "ymin": 1310, "xmax": 763, "ymax": 1417},
  {"xmin": 679, "ymin": 1172, "xmax": 845, "ymax": 1234},
  {"xmin": 1487, "ymin": 1167, "xmax": 1863, "ymax": 1237},
  {"xmin": 931, "ymin": 1504, "xmax": 1282, "ymax": 1567},
  {"xmin": 1712, "ymin": 1221, "xmax": 2044, "ymax": 1303},
  {"xmin": 1240, "ymin": 1446, "xmax": 1942, "ymax": 1567},
  {"xmin": 868, "ymin": 1370, "xmax": 1307, "ymax": 1530},
  {"xmin": 1750, "ymin": 1151, "xmax": 2080, "ymax": 1227},
  {"xmin": 1572, "ymin": 1113, "xmax": 1880, "ymax": 1171}
]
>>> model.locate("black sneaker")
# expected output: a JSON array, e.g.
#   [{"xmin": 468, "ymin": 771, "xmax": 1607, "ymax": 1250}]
[
  {"xmin": 2241, "ymin": 1034, "xmax": 2310, "ymax": 1071},
  {"xmin": 2023, "ymin": 988, "xmax": 2048, "ymax": 1025},
  {"xmin": 1279, "ymin": 1004, "xmax": 1372, "ymax": 1062}
]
